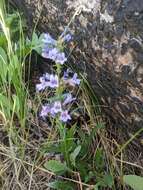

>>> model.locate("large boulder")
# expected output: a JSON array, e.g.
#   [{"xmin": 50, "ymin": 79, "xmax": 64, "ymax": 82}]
[{"xmin": 10, "ymin": 0, "xmax": 143, "ymax": 131}]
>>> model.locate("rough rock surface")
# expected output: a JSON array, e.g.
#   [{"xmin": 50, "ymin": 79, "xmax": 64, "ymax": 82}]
[{"xmin": 10, "ymin": 0, "xmax": 143, "ymax": 132}]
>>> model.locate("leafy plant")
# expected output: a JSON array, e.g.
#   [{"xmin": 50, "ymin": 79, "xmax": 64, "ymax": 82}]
[
  {"xmin": 70, "ymin": 145, "xmax": 81, "ymax": 167},
  {"xmin": 44, "ymin": 160, "xmax": 69, "ymax": 175},
  {"xmin": 123, "ymin": 175, "xmax": 143, "ymax": 190},
  {"xmin": 47, "ymin": 180, "xmax": 75, "ymax": 190},
  {"xmin": 0, "ymin": 1, "xmax": 132, "ymax": 190}
]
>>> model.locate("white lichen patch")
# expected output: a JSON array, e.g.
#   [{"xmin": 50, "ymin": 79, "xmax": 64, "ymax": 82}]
[
  {"xmin": 100, "ymin": 10, "xmax": 114, "ymax": 23},
  {"xmin": 66, "ymin": 0, "xmax": 101, "ymax": 14}
]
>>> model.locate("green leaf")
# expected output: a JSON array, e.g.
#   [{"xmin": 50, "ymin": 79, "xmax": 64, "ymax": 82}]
[
  {"xmin": 59, "ymin": 124, "xmax": 76, "ymax": 156},
  {"xmin": 0, "ymin": 47, "xmax": 7, "ymax": 62},
  {"xmin": 0, "ymin": 93, "xmax": 12, "ymax": 118},
  {"xmin": 41, "ymin": 143, "xmax": 61, "ymax": 155},
  {"xmin": 12, "ymin": 95, "xmax": 20, "ymax": 114},
  {"xmin": 94, "ymin": 149, "xmax": 104, "ymax": 170},
  {"xmin": 31, "ymin": 32, "xmax": 44, "ymax": 54},
  {"xmin": 94, "ymin": 185, "xmax": 99, "ymax": 190},
  {"xmin": 32, "ymin": 32, "xmax": 38, "ymax": 45},
  {"xmin": 103, "ymin": 174, "xmax": 114, "ymax": 188},
  {"xmin": 0, "ymin": 33, "xmax": 7, "ymax": 48},
  {"xmin": 47, "ymin": 180, "xmax": 74, "ymax": 190},
  {"xmin": 123, "ymin": 175, "xmax": 143, "ymax": 190},
  {"xmin": 44, "ymin": 160, "xmax": 68, "ymax": 174},
  {"xmin": 0, "ymin": 93, "xmax": 12, "ymax": 109},
  {"xmin": 0, "ymin": 46, "xmax": 8, "ymax": 81},
  {"xmin": 70, "ymin": 145, "xmax": 81, "ymax": 166}
]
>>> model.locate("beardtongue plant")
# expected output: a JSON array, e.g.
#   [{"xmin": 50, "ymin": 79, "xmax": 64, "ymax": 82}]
[{"xmin": 36, "ymin": 32, "xmax": 80, "ymax": 124}]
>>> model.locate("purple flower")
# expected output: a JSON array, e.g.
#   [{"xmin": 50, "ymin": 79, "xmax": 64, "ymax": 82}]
[
  {"xmin": 36, "ymin": 73, "xmax": 59, "ymax": 91},
  {"xmin": 63, "ymin": 73, "xmax": 80, "ymax": 87},
  {"xmin": 42, "ymin": 47, "xmax": 67, "ymax": 64},
  {"xmin": 36, "ymin": 83, "xmax": 45, "ymax": 92},
  {"xmin": 40, "ymin": 104, "xmax": 51, "ymax": 117},
  {"xmin": 42, "ymin": 34, "xmax": 57, "ymax": 58},
  {"xmin": 49, "ymin": 74, "xmax": 59, "ymax": 88},
  {"xmin": 56, "ymin": 52, "xmax": 67, "ymax": 65},
  {"xmin": 63, "ymin": 68, "xmax": 72, "ymax": 80},
  {"xmin": 41, "ymin": 33, "xmax": 68, "ymax": 64},
  {"xmin": 43, "ymin": 73, "xmax": 50, "ymax": 81},
  {"xmin": 42, "ymin": 45, "xmax": 51, "ymax": 58},
  {"xmin": 60, "ymin": 110, "xmax": 71, "ymax": 122},
  {"xmin": 63, "ymin": 93, "xmax": 76, "ymax": 105},
  {"xmin": 63, "ymin": 34, "xmax": 72, "ymax": 42},
  {"xmin": 60, "ymin": 31, "xmax": 72, "ymax": 42},
  {"xmin": 42, "ymin": 33, "xmax": 56, "ymax": 46},
  {"xmin": 36, "ymin": 78, "xmax": 49, "ymax": 92},
  {"xmin": 48, "ymin": 48, "xmax": 59, "ymax": 60},
  {"xmin": 71, "ymin": 73, "xmax": 81, "ymax": 85},
  {"xmin": 42, "ymin": 48, "xmax": 57, "ymax": 60},
  {"xmin": 50, "ymin": 101, "xmax": 62, "ymax": 115}
]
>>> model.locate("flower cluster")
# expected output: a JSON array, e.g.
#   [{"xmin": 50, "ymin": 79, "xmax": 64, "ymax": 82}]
[
  {"xmin": 42, "ymin": 33, "xmax": 72, "ymax": 64},
  {"xmin": 36, "ymin": 32, "xmax": 80, "ymax": 123},
  {"xmin": 36, "ymin": 73, "xmax": 59, "ymax": 92},
  {"xmin": 36, "ymin": 69, "xmax": 81, "ymax": 92},
  {"xmin": 40, "ymin": 93, "xmax": 76, "ymax": 122}
]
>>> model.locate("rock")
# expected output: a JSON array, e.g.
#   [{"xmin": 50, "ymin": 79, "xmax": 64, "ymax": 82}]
[{"xmin": 9, "ymin": 0, "xmax": 143, "ymax": 131}]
